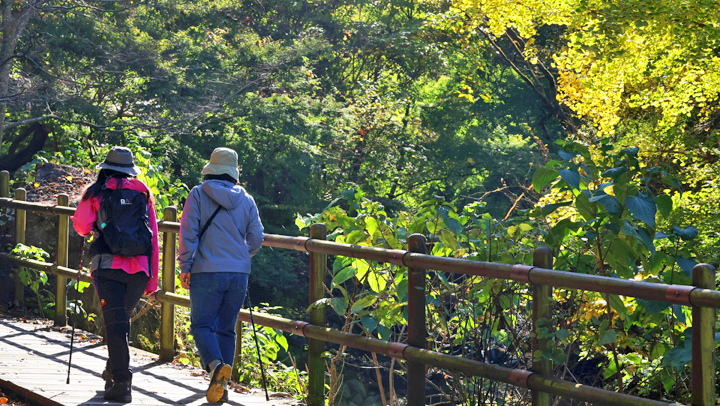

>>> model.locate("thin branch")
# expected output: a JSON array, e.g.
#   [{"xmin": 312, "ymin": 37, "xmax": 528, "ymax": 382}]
[{"xmin": 3, "ymin": 114, "xmax": 166, "ymax": 133}]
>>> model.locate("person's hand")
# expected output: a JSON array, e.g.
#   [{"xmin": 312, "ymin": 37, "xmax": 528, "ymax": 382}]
[
  {"xmin": 146, "ymin": 291, "xmax": 159, "ymax": 303},
  {"xmin": 180, "ymin": 272, "xmax": 191, "ymax": 289}
]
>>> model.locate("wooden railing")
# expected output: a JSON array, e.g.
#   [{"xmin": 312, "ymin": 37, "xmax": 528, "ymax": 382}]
[{"xmin": 0, "ymin": 170, "xmax": 716, "ymax": 406}]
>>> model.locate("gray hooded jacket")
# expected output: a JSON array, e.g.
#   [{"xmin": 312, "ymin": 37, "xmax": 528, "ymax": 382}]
[{"xmin": 178, "ymin": 180, "xmax": 264, "ymax": 274}]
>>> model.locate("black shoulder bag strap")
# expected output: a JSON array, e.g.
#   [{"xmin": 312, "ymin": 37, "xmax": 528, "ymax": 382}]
[{"xmin": 198, "ymin": 204, "xmax": 224, "ymax": 241}]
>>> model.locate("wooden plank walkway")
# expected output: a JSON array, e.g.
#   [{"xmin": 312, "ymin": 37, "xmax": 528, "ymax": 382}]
[{"xmin": 0, "ymin": 317, "xmax": 301, "ymax": 406}]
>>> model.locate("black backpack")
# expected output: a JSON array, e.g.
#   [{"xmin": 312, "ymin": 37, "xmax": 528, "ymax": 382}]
[{"xmin": 96, "ymin": 186, "xmax": 153, "ymax": 258}]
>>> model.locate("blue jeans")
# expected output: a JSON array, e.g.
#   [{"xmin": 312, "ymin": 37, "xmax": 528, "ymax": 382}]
[{"xmin": 189, "ymin": 272, "xmax": 249, "ymax": 370}]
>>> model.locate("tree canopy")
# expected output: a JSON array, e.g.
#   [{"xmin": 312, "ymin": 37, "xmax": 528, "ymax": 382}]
[{"xmin": 2, "ymin": 0, "xmax": 720, "ymax": 403}]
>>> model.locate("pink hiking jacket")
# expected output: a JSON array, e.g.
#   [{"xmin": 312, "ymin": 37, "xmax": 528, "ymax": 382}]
[{"xmin": 71, "ymin": 178, "xmax": 160, "ymax": 295}]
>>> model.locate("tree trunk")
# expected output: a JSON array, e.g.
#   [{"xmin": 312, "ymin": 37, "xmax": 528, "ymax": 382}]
[
  {"xmin": 0, "ymin": 0, "xmax": 13, "ymax": 148},
  {"xmin": 0, "ymin": 0, "xmax": 42, "ymax": 148}
]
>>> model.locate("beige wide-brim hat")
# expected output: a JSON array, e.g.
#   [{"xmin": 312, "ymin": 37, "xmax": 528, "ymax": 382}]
[
  {"xmin": 201, "ymin": 147, "xmax": 239, "ymax": 180},
  {"xmin": 96, "ymin": 146, "xmax": 141, "ymax": 176}
]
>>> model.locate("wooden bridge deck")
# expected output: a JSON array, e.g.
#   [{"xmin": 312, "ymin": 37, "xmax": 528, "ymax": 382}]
[{"xmin": 0, "ymin": 316, "xmax": 300, "ymax": 406}]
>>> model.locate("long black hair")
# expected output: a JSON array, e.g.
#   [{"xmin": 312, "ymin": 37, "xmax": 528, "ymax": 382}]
[{"xmin": 81, "ymin": 169, "xmax": 130, "ymax": 201}]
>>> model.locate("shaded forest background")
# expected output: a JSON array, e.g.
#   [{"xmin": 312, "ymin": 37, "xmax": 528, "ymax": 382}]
[{"xmin": 1, "ymin": 0, "xmax": 719, "ymax": 404}]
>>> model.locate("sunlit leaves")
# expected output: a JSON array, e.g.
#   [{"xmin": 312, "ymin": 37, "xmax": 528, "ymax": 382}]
[{"xmin": 532, "ymin": 167, "xmax": 559, "ymax": 193}]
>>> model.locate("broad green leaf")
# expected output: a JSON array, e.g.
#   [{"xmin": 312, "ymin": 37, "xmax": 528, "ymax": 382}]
[
  {"xmin": 656, "ymin": 195, "xmax": 673, "ymax": 217},
  {"xmin": 274, "ymin": 332, "xmax": 289, "ymax": 352},
  {"xmin": 367, "ymin": 271, "xmax": 387, "ymax": 293},
  {"xmin": 662, "ymin": 177, "xmax": 683, "ymax": 195},
  {"xmin": 662, "ymin": 346, "xmax": 692, "ymax": 368},
  {"xmin": 532, "ymin": 168, "xmax": 559, "ymax": 192},
  {"xmin": 365, "ymin": 217, "xmax": 378, "ymax": 239},
  {"xmin": 600, "ymin": 329, "xmax": 618, "ymax": 345},
  {"xmin": 575, "ymin": 191, "xmax": 595, "ymax": 221},
  {"xmin": 361, "ymin": 315, "xmax": 378, "ymax": 333},
  {"xmin": 333, "ymin": 256, "xmax": 352, "ymax": 274},
  {"xmin": 621, "ymin": 147, "xmax": 639, "ymax": 157},
  {"xmin": 626, "ymin": 353, "xmax": 642, "ymax": 364},
  {"xmin": 661, "ymin": 372, "xmax": 675, "ymax": 392},
  {"xmin": 675, "ymin": 256, "xmax": 698, "ymax": 277},
  {"xmin": 328, "ymin": 297, "xmax": 348, "ymax": 316},
  {"xmin": 333, "ymin": 266, "xmax": 356, "ymax": 285},
  {"xmin": 550, "ymin": 348, "xmax": 566, "ymax": 364},
  {"xmin": 540, "ymin": 201, "xmax": 572, "ymax": 215},
  {"xmin": 636, "ymin": 227, "xmax": 656, "ymax": 256},
  {"xmin": 307, "ymin": 298, "xmax": 330, "ymax": 313},
  {"xmin": 559, "ymin": 168, "xmax": 581, "ymax": 189},
  {"xmin": 558, "ymin": 150, "xmax": 577, "ymax": 162},
  {"xmin": 625, "ymin": 196, "xmax": 656, "ymax": 229},
  {"xmin": 608, "ymin": 295, "xmax": 628, "ymax": 318},
  {"xmin": 650, "ymin": 343, "xmax": 669, "ymax": 360},
  {"xmin": 672, "ymin": 225, "xmax": 698, "ymax": 241},
  {"xmin": 347, "ymin": 230, "xmax": 368, "ymax": 245},
  {"xmin": 605, "ymin": 238, "xmax": 637, "ymax": 278},
  {"xmin": 396, "ymin": 278, "xmax": 408, "ymax": 302},
  {"xmin": 602, "ymin": 167, "xmax": 628, "ymax": 179},
  {"xmin": 637, "ymin": 298, "xmax": 670, "ymax": 315},
  {"xmin": 295, "ymin": 216, "xmax": 309, "ymax": 231},
  {"xmin": 603, "ymin": 356, "xmax": 618, "ymax": 379},
  {"xmin": 444, "ymin": 217, "xmax": 463, "ymax": 235},
  {"xmin": 354, "ymin": 259, "xmax": 370, "ymax": 281},
  {"xmin": 519, "ymin": 223, "xmax": 532, "ymax": 232},
  {"xmin": 499, "ymin": 295, "xmax": 511, "ymax": 309},
  {"xmin": 595, "ymin": 194, "xmax": 622, "ymax": 215},
  {"xmin": 439, "ymin": 230, "xmax": 458, "ymax": 251},
  {"xmin": 672, "ymin": 304, "xmax": 687, "ymax": 324},
  {"xmin": 351, "ymin": 295, "xmax": 377, "ymax": 313},
  {"xmin": 437, "ymin": 272, "xmax": 451, "ymax": 289},
  {"xmin": 377, "ymin": 324, "xmax": 391, "ymax": 341}
]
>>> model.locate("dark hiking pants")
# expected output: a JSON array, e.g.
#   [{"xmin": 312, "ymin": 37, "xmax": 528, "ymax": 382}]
[{"xmin": 92, "ymin": 268, "xmax": 149, "ymax": 383}]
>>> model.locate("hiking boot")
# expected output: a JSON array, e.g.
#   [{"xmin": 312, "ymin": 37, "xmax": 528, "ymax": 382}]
[
  {"xmin": 104, "ymin": 380, "xmax": 132, "ymax": 403},
  {"xmin": 206, "ymin": 363, "xmax": 231, "ymax": 403},
  {"xmin": 219, "ymin": 382, "xmax": 229, "ymax": 403},
  {"xmin": 102, "ymin": 368, "xmax": 114, "ymax": 391}
]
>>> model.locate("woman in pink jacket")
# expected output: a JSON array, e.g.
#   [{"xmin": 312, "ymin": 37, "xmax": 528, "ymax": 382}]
[{"xmin": 71, "ymin": 146, "xmax": 159, "ymax": 403}]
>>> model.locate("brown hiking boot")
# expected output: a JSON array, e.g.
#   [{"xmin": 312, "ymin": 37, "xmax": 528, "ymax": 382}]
[{"xmin": 206, "ymin": 363, "xmax": 231, "ymax": 403}]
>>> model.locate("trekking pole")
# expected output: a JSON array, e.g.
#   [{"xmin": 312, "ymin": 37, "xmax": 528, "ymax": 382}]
[
  {"xmin": 246, "ymin": 291, "xmax": 270, "ymax": 401},
  {"xmin": 67, "ymin": 237, "xmax": 86, "ymax": 384}
]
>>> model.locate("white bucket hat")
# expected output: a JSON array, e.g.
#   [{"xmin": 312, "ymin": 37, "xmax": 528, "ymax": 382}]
[
  {"xmin": 201, "ymin": 147, "xmax": 239, "ymax": 180},
  {"xmin": 96, "ymin": 146, "xmax": 141, "ymax": 176}
]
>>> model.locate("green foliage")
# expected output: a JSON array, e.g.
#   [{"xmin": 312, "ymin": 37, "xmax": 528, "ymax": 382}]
[
  {"xmin": 11, "ymin": 244, "xmax": 55, "ymax": 318},
  {"xmin": 531, "ymin": 140, "xmax": 702, "ymax": 401},
  {"xmin": 299, "ymin": 188, "xmax": 542, "ymax": 404},
  {"xmin": 235, "ymin": 307, "xmax": 307, "ymax": 400}
]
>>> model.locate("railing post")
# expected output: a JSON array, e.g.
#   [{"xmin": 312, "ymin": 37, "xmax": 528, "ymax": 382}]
[
  {"xmin": 159, "ymin": 206, "xmax": 177, "ymax": 362},
  {"xmin": 532, "ymin": 247, "xmax": 552, "ymax": 406},
  {"xmin": 0, "ymin": 170, "xmax": 8, "ymax": 197},
  {"xmin": 54, "ymin": 194, "xmax": 69, "ymax": 326},
  {"xmin": 232, "ymin": 317, "xmax": 243, "ymax": 382},
  {"xmin": 407, "ymin": 234, "xmax": 427, "ymax": 406},
  {"xmin": 692, "ymin": 263, "xmax": 716, "ymax": 406},
  {"xmin": 308, "ymin": 223, "xmax": 327, "ymax": 406},
  {"xmin": 13, "ymin": 188, "xmax": 26, "ymax": 305}
]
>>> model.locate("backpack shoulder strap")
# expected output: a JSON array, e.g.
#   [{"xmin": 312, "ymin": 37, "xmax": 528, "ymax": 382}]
[{"xmin": 198, "ymin": 205, "xmax": 223, "ymax": 241}]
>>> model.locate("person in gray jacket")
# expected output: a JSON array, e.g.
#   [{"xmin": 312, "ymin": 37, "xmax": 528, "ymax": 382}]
[{"xmin": 178, "ymin": 147, "xmax": 264, "ymax": 404}]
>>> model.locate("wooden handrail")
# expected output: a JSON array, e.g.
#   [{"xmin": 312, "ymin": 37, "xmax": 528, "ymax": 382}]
[
  {"xmin": 0, "ymin": 171, "xmax": 713, "ymax": 406},
  {"xmin": 2, "ymin": 196, "xmax": 718, "ymax": 309},
  {"xmin": 0, "ymin": 252, "xmax": 687, "ymax": 406}
]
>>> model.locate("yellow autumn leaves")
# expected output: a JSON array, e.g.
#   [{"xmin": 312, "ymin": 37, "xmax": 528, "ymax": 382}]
[{"xmin": 449, "ymin": 0, "xmax": 720, "ymax": 140}]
